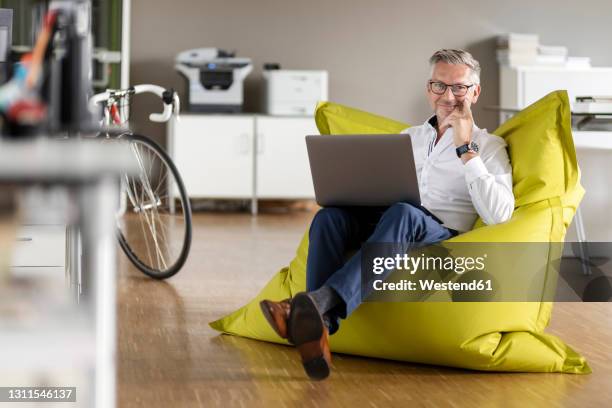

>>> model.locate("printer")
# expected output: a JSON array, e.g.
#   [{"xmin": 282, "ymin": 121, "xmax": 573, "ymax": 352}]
[
  {"xmin": 175, "ymin": 48, "xmax": 253, "ymax": 113},
  {"xmin": 262, "ymin": 66, "xmax": 328, "ymax": 116}
]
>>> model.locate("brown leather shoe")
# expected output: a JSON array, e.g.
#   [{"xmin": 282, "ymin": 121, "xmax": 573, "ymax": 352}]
[
  {"xmin": 259, "ymin": 298, "xmax": 291, "ymax": 341},
  {"xmin": 289, "ymin": 292, "xmax": 332, "ymax": 380}
]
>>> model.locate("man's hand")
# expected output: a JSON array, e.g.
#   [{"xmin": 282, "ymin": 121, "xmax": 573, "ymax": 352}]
[{"xmin": 439, "ymin": 98, "xmax": 474, "ymax": 147}]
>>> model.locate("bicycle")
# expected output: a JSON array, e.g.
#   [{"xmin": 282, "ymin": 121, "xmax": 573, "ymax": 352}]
[
  {"xmin": 0, "ymin": 3, "xmax": 192, "ymax": 279},
  {"xmin": 89, "ymin": 85, "xmax": 192, "ymax": 279}
]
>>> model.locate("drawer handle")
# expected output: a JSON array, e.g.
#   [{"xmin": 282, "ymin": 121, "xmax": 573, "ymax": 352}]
[{"xmin": 16, "ymin": 237, "xmax": 33, "ymax": 242}]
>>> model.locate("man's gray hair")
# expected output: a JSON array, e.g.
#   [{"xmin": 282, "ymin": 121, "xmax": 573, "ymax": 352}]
[{"xmin": 429, "ymin": 49, "xmax": 481, "ymax": 85}]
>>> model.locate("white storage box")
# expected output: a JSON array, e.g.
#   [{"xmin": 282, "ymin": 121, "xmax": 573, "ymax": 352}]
[{"xmin": 263, "ymin": 69, "xmax": 328, "ymax": 116}]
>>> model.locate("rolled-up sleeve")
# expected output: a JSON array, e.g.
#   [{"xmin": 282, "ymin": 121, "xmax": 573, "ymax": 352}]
[{"xmin": 463, "ymin": 144, "xmax": 514, "ymax": 225}]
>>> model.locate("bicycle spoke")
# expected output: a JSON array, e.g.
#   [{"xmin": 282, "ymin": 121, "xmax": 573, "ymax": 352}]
[
  {"xmin": 155, "ymin": 154, "xmax": 165, "ymax": 195},
  {"xmin": 154, "ymin": 169, "xmax": 169, "ymax": 197},
  {"xmin": 137, "ymin": 155, "xmax": 170, "ymax": 270},
  {"xmin": 139, "ymin": 187, "xmax": 165, "ymax": 269},
  {"xmin": 147, "ymin": 199, "xmax": 169, "ymax": 270},
  {"xmin": 125, "ymin": 144, "xmax": 161, "ymax": 269},
  {"xmin": 149, "ymin": 206, "xmax": 171, "ymax": 268},
  {"xmin": 148, "ymin": 144, "xmax": 155, "ymax": 184},
  {"xmin": 144, "ymin": 204, "xmax": 166, "ymax": 270},
  {"xmin": 117, "ymin": 135, "xmax": 190, "ymax": 277},
  {"xmin": 137, "ymin": 203, "xmax": 155, "ymax": 269}
]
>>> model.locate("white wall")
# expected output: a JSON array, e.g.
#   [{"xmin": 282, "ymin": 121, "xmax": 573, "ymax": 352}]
[{"xmin": 129, "ymin": 0, "xmax": 612, "ymax": 145}]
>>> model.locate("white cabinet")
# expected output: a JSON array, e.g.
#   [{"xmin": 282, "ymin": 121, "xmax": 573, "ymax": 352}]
[
  {"xmin": 169, "ymin": 114, "xmax": 318, "ymax": 212},
  {"xmin": 499, "ymin": 66, "xmax": 612, "ymax": 122},
  {"xmin": 256, "ymin": 117, "xmax": 316, "ymax": 198},
  {"xmin": 170, "ymin": 115, "xmax": 254, "ymax": 199},
  {"xmin": 12, "ymin": 225, "xmax": 66, "ymax": 267},
  {"xmin": 11, "ymin": 225, "xmax": 66, "ymax": 276},
  {"xmin": 10, "ymin": 224, "xmax": 66, "ymax": 279}
]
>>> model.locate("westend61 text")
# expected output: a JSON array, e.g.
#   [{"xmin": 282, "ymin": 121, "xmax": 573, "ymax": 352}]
[{"xmin": 373, "ymin": 279, "xmax": 493, "ymax": 292}]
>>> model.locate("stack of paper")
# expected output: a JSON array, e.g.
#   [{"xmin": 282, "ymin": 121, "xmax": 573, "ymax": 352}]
[
  {"xmin": 497, "ymin": 33, "xmax": 592, "ymax": 69},
  {"xmin": 496, "ymin": 33, "xmax": 539, "ymax": 66},
  {"xmin": 536, "ymin": 45, "xmax": 568, "ymax": 66},
  {"xmin": 566, "ymin": 56, "xmax": 592, "ymax": 69}
]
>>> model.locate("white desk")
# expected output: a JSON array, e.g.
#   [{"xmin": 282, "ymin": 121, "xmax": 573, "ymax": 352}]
[
  {"xmin": 488, "ymin": 102, "xmax": 612, "ymax": 266},
  {"xmin": 568, "ymin": 131, "xmax": 612, "ymax": 275},
  {"xmin": 0, "ymin": 138, "xmax": 136, "ymax": 408}
]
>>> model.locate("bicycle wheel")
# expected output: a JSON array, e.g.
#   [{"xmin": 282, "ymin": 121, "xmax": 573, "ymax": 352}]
[{"xmin": 116, "ymin": 133, "xmax": 192, "ymax": 279}]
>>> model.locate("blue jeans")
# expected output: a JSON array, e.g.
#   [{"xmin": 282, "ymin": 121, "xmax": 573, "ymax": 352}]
[{"xmin": 306, "ymin": 202, "xmax": 456, "ymax": 334}]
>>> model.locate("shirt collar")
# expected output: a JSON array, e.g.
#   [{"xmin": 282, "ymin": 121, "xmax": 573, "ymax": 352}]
[{"xmin": 425, "ymin": 115, "xmax": 438, "ymax": 131}]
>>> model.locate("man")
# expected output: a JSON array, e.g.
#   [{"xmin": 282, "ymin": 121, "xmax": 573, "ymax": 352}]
[{"xmin": 260, "ymin": 49, "xmax": 515, "ymax": 380}]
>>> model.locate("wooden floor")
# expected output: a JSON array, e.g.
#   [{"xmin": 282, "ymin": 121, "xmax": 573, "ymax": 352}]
[{"xmin": 116, "ymin": 211, "xmax": 612, "ymax": 407}]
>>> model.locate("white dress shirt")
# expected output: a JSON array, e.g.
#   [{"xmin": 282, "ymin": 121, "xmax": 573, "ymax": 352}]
[{"xmin": 401, "ymin": 116, "xmax": 514, "ymax": 233}]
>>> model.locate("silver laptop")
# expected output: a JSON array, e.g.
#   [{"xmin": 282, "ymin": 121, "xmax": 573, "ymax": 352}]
[{"xmin": 305, "ymin": 134, "xmax": 420, "ymax": 207}]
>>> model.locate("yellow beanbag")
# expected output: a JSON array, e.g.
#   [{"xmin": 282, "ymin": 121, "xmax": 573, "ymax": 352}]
[{"xmin": 210, "ymin": 91, "xmax": 590, "ymax": 373}]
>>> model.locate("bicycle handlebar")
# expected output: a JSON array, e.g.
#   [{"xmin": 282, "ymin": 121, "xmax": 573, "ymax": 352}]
[
  {"xmin": 133, "ymin": 84, "xmax": 180, "ymax": 122},
  {"xmin": 89, "ymin": 84, "xmax": 180, "ymax": 123}
]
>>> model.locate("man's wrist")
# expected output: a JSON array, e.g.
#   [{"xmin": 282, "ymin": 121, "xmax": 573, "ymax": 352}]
[
  {"xmin": 455, "ymin": 140, "xmax": 479, "ymax": 163},
  {"xmin": 460, "ymin": 151, "xmax": 478, "ymax": 164}
]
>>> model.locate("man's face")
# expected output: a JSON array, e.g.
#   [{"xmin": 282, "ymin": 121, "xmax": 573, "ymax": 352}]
[{"xmin": 426, "ymin": 62, "xmax": 481, "ymax": 122}]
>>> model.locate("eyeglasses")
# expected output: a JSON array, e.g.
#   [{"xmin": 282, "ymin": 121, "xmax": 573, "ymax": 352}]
[{"xmin": 428, "ymin": 80, "xmax": 475, "ymax": 97}]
